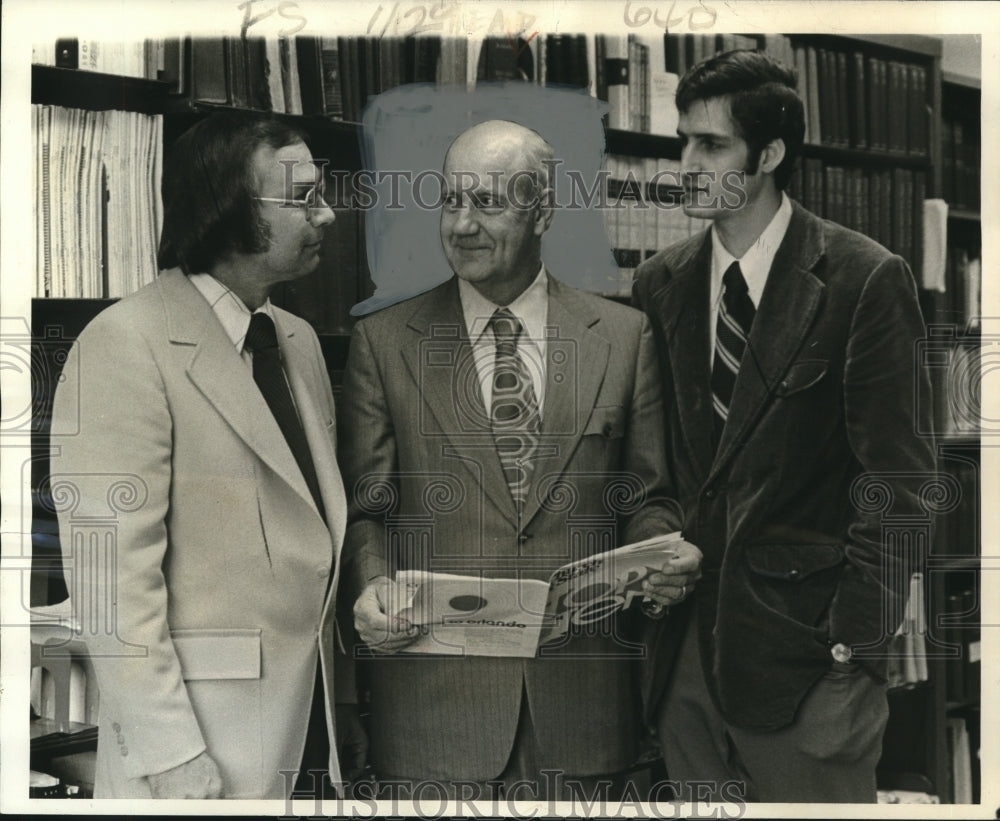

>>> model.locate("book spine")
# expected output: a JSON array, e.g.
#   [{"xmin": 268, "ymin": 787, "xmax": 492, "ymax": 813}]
[
  {"xmin": 850, "ymin": 51, "xmax": 867, "ymax": 150},
  {"xmin": 605, "ymin": 37, "xmax": 629, "ymax": 130},
  {"xmin": 190, "ymin": 38, "xmax": 230, "ymax": 105},
  {"xmin": 835, "ymin": 50, "xmax": 850, "ymax": 148},
  {"xmin": 320, "ymin": 37, "xmax": 344, "ymax": 118},
  {"xmin": 295, "ymin": 36, "xmax": 323, "ymax": 116},
  {"xmin": 594, "ymin": 35, "xmax": 608, "ymax": 101}
]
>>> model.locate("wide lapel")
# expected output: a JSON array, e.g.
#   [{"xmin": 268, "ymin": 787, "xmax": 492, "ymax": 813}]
[
  {"xmin": 399, "ymin": 279, "xmax": 519, "ymax": 527},
  {"xmin": 648, "ymin": 233, "xmax": 715, "ymax": 480},
  {"xmin": 521, "ymin": 277, "xmax": 610, "ymax": 526},
  {"xmin": 278, "ymin": 316, "xmax": 347, "ymax": 540},
  {"xmin": 712, "ymin": 203, "xmax": 826, "ymax": 471},
  {"xmin": 159, "ymin": 270, "xmax": 317, "ymax": 516}
]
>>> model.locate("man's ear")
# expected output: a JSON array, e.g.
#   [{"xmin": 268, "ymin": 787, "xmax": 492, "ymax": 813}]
[
  {"xmin": 533, "ymin": 187, "xmax": 555, "ymax": 236},
  {"xmin": 759, "ymin": 138, "xmax": 786, "ymax": 176}
]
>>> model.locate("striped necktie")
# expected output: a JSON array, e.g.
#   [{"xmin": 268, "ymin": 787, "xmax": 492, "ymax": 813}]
[
  {"xmin": 711, "ymin": 261, "xmax": 756, "ymax": 448},
  {"xmin": 489, "ymin": 308, "xmax": 541, "ymax": 515}
]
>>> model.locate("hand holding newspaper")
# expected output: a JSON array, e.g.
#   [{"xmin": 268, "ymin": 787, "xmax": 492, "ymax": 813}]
[{"xmin": 390, "ymin": 532, "xmax": 687, "ymax": 656}]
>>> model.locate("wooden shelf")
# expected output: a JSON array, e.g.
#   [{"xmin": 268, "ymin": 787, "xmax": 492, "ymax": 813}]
[
  {"xmin": 947, "ymin": 698, "xmax": 981, "ymax": 713},
  {"xmin": 605, "ymin": 128, "xmax": 681, "ymax": 159},
  {"xmin": 800, "ymin": 142, "xmax": 932, "ymax": 169},
  {"xmin": 845, "ymin": 34, "xmax": 942, "ymax": 59},
  {"xmin": 943, "ymin": 71, "xmax": 981, "ymax": 90},
  {"xmin": 947, "ymin": 209, "xmax": 980, "ymax": 223},
  {"xmin": 605, "ymin": 130, "xmax": 933, "ymax": 171},
  {"xmin": 32, "ymin": 65, "xmax": 174, "ymax": 113}
]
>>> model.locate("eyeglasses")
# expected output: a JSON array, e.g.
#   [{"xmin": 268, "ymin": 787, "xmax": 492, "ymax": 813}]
[
  {"xmin": 441, "ymin": 190, "xmax": 539, "ymax": 216},
  {"xmin": 254, "ymin": 184, "xmax": 329, "ymax": 216}
]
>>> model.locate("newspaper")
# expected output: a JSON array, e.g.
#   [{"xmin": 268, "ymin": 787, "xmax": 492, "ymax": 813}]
[{"xmin": 391, "ymin": 532, "xmax": 685, "ymax": 656}]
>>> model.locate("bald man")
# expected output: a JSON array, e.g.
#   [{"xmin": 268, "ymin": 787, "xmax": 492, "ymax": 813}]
[{"xmin": 338, "ymin": 120, "xmax": 701, "ymax": 799}]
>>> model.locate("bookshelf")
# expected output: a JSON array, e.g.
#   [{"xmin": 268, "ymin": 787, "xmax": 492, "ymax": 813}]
[
  {"xmin": 28, "ymin": 32, "xmax": 979, "ymax": 803},
  {"xmin": 927, "ymin": 70, "xmax": 981, "ymax": 805}
]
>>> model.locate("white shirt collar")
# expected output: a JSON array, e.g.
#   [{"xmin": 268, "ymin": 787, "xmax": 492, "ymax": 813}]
[
  {"xmin": 458, "ymin": 266, "xmax": 549, "ymax": 346},
  {"xmin": 711, "ymin": 192, "xmax": 793, "ymax": 309},
  {"xmin": 188, "ymin": 272, "xmax": 275, "ymax": 353}
]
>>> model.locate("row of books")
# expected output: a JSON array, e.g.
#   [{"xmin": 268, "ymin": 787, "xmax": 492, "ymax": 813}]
[
  {"xmin": 32, "ymin": 105, "xmax": 162, "ymax": 298},
  {"xmin": 598, "ymin": 156, "xmax": 936, "ymax": 299},
  {"xmin": 602, "ymin": 32, "xmax": 930, "ymax": 156},
  {"xmin": 788, "ymin": 159, "xmax": 927, "ymax": 275},
  {"xmin": 37, "ymin": 38, "xmax": 160, "ymax": 79},
  {"xmin": 38, "ymin": 34, "xmax": 935, "ymax": 161},
  {"xmin": 938, "ymin": 245, "xmax": 982, "ymax": 331},
  {"xmin": 923, "ymin": 233, "xmax": 981, "ymax": 435},
  {"xmin": 941, "ymin": 116, "xmax": 981, "ymax": 211},
  {"xmin": 800, "ymin": 47, "xmax": 929, "ymax": 156},
  {"xmin": 602, "ymin": 155, "xmax": 699, "ymax": 295}
]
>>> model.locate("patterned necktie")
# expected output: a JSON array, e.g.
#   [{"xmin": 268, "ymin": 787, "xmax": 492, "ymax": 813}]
[
  {"xmin": 489, "ymin": 308, "xmax": 541, "ymax": 515},
  {"xmin": 711, "ymin": 261, "xmax": 756, "ymax": 448},
  {"xmin": 244, "ymin": 312, "xmax": 326, "ymax": 522}
]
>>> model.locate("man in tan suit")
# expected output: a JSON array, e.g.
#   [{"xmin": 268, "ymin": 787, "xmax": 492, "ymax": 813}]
[
  {"xmin": 50, "ymin": 112, "xmax": 363, "ymax": 799},
  {"xmin": 339, "ymin": 120, "xmax": 701, "ymax": 799}
]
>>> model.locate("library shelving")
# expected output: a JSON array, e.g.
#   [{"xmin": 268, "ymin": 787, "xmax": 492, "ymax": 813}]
[{"xmin": 27, "ymin": 31, "xmax": 981, "ymax": 803}]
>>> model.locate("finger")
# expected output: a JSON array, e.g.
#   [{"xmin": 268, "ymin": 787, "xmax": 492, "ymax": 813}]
[
  {"xmin": 357, "ymin": 607, "xmax": 417, "ymax": 639},
  {"xmin": 641, "ymin": 589, "xmax": 673, "ymax": 606},
  {"xmin": 659, "ymin": 555, "xmax": 701, "ymax": 574},
  {"xmin": 642, "ymin": 580, "xmax": 689, "ymax": 603},
  {"xmin": 646, "ymin": 570, "xmax": 701, "ymax": 587},
  {"xmin": 359, "ymin": 625, "xmax": 410, "ymax": 647},
  {"xmin": 361, "ymin": 620, "xmax": 420, "ymax": 650}
]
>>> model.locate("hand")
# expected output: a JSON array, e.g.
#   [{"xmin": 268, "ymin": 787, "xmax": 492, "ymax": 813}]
[
  {"xmin": 147, "ymin": 750, "xmax": 223, "ymax": 799},
  {"xmin": 641, "ymin": 540, "xmax": 703, "ymax": 612},
  {"xmin": 353, "ymin": 576, "xmax": 420, "ymax": 652},
  {"xmin": 335, "ymin": 702, "xmax": 369, "ymax": 785}
]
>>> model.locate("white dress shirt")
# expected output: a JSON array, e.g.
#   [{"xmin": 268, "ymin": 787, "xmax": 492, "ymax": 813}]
[
  {"xmin": 458, "ymin": 266, "xmax": 548, "ymax": 415},
  {"xmin": 708, "ymin": 192, "xmax": 793, "ymax": 363},
  {"xmin": 189, "ymin": 273, "xmax": 305, "ymax": 422},
  {"xmin": 189, "ymin": 272, "xmax": 279, "ymax": 366}
]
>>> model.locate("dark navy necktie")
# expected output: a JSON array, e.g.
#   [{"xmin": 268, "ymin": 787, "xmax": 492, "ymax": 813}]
[{"xmin": 244, "ymin": 312, "xmax": 326, "ymax": 522}]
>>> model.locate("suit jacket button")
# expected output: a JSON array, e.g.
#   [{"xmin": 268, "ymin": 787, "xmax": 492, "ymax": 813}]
[
  {"xmin": 518, "ymin": 533, "xmax": 533, "ymax": 543},
  {"xmin": 317, "ymin": 564, "xmax": 329, "ymax": 578},
  {"xmin": 120, "ymin": 747, "xmax": 128, "ymax": 756},
  {"xmin": 112, "ymin": 722, "xmax": 121, "ymax": 733},
  {"xmin": 602, "ymin": 422, "xmax": 614, "ymax": 437},
  {"xmin": 704, "ymin": 488, "xmax": 717, "ymax": 500},
  {"xmin": 116, "ymin": 734, "xmax": 125, "ymax": 745}
]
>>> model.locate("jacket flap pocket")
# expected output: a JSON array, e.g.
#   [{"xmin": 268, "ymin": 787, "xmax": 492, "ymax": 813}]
[
  {"xmin": 745, "ymin": 543, "xmax": 844, "ymax": 581},
  {"xmin": 583, "ymin": 405, "xmax": 625, "ymax": 438},
  {"xmin": 776, "ymin": 360, "xmax": 828, "ymax": 396},
  {"xmin": 171, "ymin": 628, "xmax": 262, "ymax": 681}
]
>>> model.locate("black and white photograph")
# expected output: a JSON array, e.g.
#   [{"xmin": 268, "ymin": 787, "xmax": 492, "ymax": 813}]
[{"xmin": 0, "ymin": 0, "xmax": 995, "ymax": 816}]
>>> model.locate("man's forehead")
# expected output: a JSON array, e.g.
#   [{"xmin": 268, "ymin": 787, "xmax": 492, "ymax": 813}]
[
  {"xmin": 677, "ymin": 97, "xmax": 738, "ymax": 136},
  {"xmin": 443, "ymin": 166, "xmax": 510, "ymax": 188},
  {"xmin": 253, "ymin": 142, "xmax": 316, "ymax": 183}
]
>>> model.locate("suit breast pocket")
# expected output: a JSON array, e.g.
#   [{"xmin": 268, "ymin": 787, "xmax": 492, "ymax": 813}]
[
  {"xmin": 171, "ymin": 628, "xmax": 263, "ymax": 798},
  {"xmin": 775, "ymin": 359, "xmax": 828, "ymax": 397},
  {"xmin": 582, "ymin": 405, "xmax": 626, "ymax": 439}
]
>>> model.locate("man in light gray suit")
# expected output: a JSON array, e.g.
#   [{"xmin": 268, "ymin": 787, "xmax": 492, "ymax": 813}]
[
  {"xmin": 338, "ymin": 120, "xmax": 701, "ymax": 799},
  {"xmin": 51, "ymin": 112, "xmax": 364, "ymax": 799}
]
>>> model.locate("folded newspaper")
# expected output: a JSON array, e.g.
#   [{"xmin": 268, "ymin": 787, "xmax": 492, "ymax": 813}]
[{"xmin": 391, "ymin": 531, "xmax": 685, "ymax": 656}]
